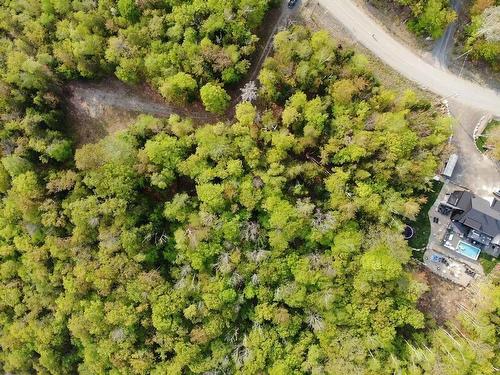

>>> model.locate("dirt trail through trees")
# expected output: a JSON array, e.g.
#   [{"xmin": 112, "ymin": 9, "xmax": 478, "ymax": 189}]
[
  {"xmin": 65, "ymin": 1, "xmax": 301, "ymax": 145},
  {"xmin": 66, "ymin": 78, "xmax": 217, "ymax": 121},
  {"xmin": 65, "ymin": 78, "xmax": 218, "ymax": 145},
  {"xmin": 431, "ymin": 0, "xmax": 466, "ymax": 69}
]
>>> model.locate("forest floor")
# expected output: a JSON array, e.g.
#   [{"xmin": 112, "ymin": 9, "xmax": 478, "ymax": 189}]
[
  {"xmin": 412, "ymin": 263, "xmax": 474, "ymax": 325},
  {"xmin": 63, "ymin": 78, "xmax": 219, "ymax": 146}
]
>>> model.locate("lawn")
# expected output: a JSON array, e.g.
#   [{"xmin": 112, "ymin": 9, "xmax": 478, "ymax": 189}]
[
  {"xmin": 475, "ymin": 120, "xmax": 500, "ymax": 152},
  {"xmin": 408, "ymin": 180, "xmax": 444, "ymax": 251},
  {"xmin": 479, "ymin": 253, "xmax": 499, "ymax": 275}
]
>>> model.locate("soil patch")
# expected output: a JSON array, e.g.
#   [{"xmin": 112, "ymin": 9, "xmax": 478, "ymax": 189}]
[
  {"xmin": 412, "ymin": 264, "xmax": 474, "ymax": 325},
  {"xmin": 448, "ymin": 45, "xmax": 500, "ymax": 92},
  {"xmin": 63, "ymin": 77, "xmax": 218, "ymax": 146},
  {"xmin": 354, "ymin": 0, "xmax": 432, "ymax": 51}
]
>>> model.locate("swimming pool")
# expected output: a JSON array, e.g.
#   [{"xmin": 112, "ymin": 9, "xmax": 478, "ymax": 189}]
[{"xmin": 456, "ymin": 241, "xmax": 481, "ymax": 260}]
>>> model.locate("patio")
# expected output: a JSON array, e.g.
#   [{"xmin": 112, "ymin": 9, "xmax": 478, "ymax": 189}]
[
  {"xmin": 432, "ymin": 224, "xmax": 484, "ymax": 273},
  {"xmin": 423, "ymin": 248, "xmax": 478, "ymax": 287},
  {"xmin": 442, "ymin": 228, "xmax": 461, "ymax": 251}
]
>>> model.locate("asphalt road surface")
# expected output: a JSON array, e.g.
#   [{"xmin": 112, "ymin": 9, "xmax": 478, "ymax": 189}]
[
  {"xmin": 317, "ymin": 0, "xmax": 500, "ymax": 117},
  {"xmin": 447, "ymin": 102, "xmax": 500, "ymax": 198}
]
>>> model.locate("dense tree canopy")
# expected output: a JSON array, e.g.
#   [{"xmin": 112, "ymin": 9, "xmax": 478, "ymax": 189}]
[
  {"xmin": 0, "ymin": 2, "xmax": 498, "ymax": 372},
  {"xmin": 378, "ymin": 0, "xmax": 456, "ymax": 38},
  {"xmin": 465, "ymin": 0, "xmax": 500, "ymax": 70},
  {"xmin": 405, "ymin": 0, "xmax": 457, "ymax": 38},
  {"xmin": 0, "ymin": 0, "xmax": 272, "ymax": 119}
]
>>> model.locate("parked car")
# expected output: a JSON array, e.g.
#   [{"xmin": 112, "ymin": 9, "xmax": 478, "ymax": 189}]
[{"xmin": 288, "ymin": 0, "xmax": 298, "ymax": 8}]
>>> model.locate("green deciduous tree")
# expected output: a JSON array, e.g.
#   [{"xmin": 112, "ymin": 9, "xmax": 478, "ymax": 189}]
[
  {"xmin": 200, "ymin": 83, "xmax": 231, "ymax": 114},
  {"xmin": 159, "ymin": 72, "xmax": 198, "ymax": 104}
]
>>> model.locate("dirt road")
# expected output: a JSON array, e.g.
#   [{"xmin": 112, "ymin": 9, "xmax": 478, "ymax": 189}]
[
  {"xmin": 68, "ymin": 81, "xmax": 175, "ymax": 118},
  {"xmin": 431, "ymin": 0, "xmax": 465, "ymax": 69},
  {"xmin": 248, "ymin": 0, "xmax": 301, "ymax": 81},
  {"xmin": 317, "ymin": 0, "xmax": 500, "ymax": 117},
  {"xmin": 65, "ymin": 78, "xmax": 218, "ymax": 145}
]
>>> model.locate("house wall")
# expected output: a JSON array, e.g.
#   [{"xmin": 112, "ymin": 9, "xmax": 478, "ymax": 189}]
[{"xmin": 483, "ymin": 244, "xmax": 500, "ymax": 258}]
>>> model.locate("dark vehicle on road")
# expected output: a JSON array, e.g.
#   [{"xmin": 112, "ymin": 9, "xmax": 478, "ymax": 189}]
[{"xmin": 288, "ymin": 0, "xmax": 297, "ymax": 8}]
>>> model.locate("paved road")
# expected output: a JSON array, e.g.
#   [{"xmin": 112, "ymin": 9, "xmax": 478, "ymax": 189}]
[
  {"xmin": 317, "ymin": 0, "xmax": 500, "ymax": 117},
  {"xmin": 447, "ymin": 101, "xmax": 500, "ymax": 198}
]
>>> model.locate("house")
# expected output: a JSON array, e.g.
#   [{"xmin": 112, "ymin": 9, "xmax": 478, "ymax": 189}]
[{"xmin": 444, "ymin": 190, "xmax": 500, "ymax": 258}]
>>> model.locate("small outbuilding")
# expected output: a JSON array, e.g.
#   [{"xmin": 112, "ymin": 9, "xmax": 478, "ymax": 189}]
[{"xmin": 441, "ymin": 153, "xmax": 458, "ymax": 179}]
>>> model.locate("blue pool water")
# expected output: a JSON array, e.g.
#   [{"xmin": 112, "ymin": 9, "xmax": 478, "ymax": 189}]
[{"xmin": 456, "ymin": 241, "xmax": 481, "ymax": 260}]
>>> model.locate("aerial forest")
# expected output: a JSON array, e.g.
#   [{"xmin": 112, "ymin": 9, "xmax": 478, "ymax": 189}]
[
  {"xmin": 379, "ymin": 0, "xmax": 457, "ymax": 38},
  {"xmin": 465, "ymin": 0, "xmax": 500, "ymax": 70},
  {"xmin": 0, "ymin": 0, "xmax": 499, "ymax": 374}
]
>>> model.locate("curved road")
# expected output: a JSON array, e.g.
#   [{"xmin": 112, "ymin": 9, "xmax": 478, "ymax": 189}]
[{"xmin": 317, "ymin": 0, "xmax": 500, "ymax": 117}]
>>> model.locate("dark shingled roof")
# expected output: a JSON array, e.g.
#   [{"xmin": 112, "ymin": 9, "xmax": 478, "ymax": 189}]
[{"xmin": 448, "ymin": 191, "xmax": 500, "ymax": 238}]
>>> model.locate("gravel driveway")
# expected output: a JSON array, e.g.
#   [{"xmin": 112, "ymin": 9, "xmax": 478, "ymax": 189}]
[
  {"xmin": 431, "ymin": 0, "xmax": 466, "ymax": 69},
  {"xmin": 447, "ymin": 101, "xmax": 500, "ymax": 199}
]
